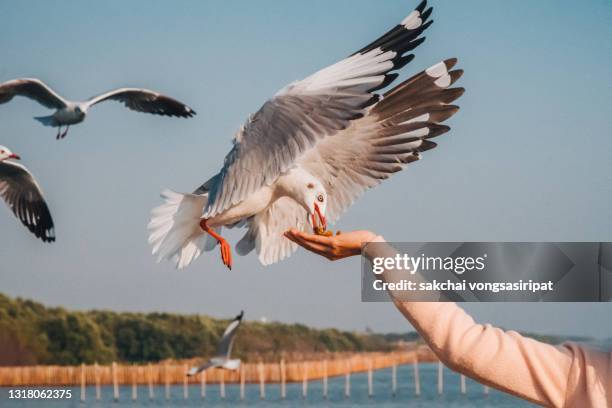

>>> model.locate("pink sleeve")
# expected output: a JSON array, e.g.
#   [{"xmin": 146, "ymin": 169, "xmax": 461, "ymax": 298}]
[{"xmin": 364, "ymin": 238, "xmax": 612, "ymax": 407}]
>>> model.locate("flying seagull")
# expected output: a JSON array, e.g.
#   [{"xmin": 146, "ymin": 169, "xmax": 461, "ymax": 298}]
[
  {"xmin": 0, "ymin": 79, "xmax": 196, "ymax": 139},
  {"xmin": 149, "ymin": 0, "xmax": 464, "ymax": 269},
  {"xmin": 187, "ymin": 310, "xmax": 244, "ymax": 376},
  {"xmin": 0, "ymin": 145, "xmax": 55, "ymax": 242}
]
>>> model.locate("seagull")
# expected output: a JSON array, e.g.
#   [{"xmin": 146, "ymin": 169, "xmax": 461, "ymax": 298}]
[
  {"xmin": 0, "ymin": 145, "xmax": 55, "ymax": 242},
  {"xmin": 187, "ymin": 310, "xmax": 244, "ymax": 376},
  {"xmin": 149, "ymin": 0, "xmax": 464, "ymax": 269},
  {"xmin": 0, "ymin": 79, "xmax": 196, "ymax": 139}
]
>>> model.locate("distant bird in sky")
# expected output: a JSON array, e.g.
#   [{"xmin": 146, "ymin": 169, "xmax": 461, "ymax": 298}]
[
  {"xmin": 0, "ymin": 145, "xmax": 55, "ymax": 242},
  {"xmin": 0, "ymin": 79, "xmax": 196, "ymax": 139},
  {"xmin": 187, "ymin": 310, "xmax": 244, "ymax": 376},
  {"xmin": 149, "ymin": 0, "xmax": 464, "ymax": 270}
]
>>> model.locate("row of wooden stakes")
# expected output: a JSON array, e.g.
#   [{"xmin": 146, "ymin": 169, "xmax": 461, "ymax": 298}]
[{"xmin": 0, "ymin": 349, "xmax": 491, "ymax": 401}]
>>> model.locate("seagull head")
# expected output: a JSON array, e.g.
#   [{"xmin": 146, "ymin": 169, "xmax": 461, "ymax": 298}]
[
  {"xmin": 0, "ymin": 146, "xmax": 20, "ymax": 162},
  {"xmin": 302, "ymin": 180, "xmax": 327, "ymax": 233},
  {"xmin": 74, "ymin": 104, "xmax": 87, "ymax": 117}
]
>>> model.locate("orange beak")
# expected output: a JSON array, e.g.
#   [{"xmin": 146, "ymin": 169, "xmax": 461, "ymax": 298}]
[{"xmin": 312, "ymin": 202, "xmax": 327, "ymax": 232}]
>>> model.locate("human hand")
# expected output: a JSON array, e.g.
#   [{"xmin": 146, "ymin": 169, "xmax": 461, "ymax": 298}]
[{"xmin": 284, "ymin": 229, "xmax": 378, "ymax": 261}]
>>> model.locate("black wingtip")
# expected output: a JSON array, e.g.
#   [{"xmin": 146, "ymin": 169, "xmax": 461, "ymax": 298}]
[
  {"xmin": 416, "ymin": 0, "xmax": 427, "ymax": 13},
  {"xmin": 425, "ymin": 124, "xmax": 451, "ymax": 139},
  {"xmin": 397, "ymin": 36, "xmax": 426, "ymax": 54},
  {"xmin": 370, "ymin": 73, "xmax": 399, "ymax": 92},
  {"xmin": 419, "ymin": 140, "xmax": 438, "ymax": 152},
  {"xmin": 359, "ymin": 94, "xmax": 381, "ymax": 109},
  {"xmin": 449, "ymin": 69, "xmax": 464, "ymax": 85},
  {"xmin": 421, "ymin": 6, "xmax": 433, "ymax": 22},
  {"xmin": 444, "ymin": 58, "xmax": 458, "ymax": 70},
  {"xmin": 392, "ymin": 54, "xmax": 415, "ymax": 71}
]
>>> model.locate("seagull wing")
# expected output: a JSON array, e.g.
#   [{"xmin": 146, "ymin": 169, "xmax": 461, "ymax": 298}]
[
  {"xmin": 298, "ymin": 59, "xmax": 465, "ymax": 223},
  {"xmin": 186, "ymin": 361, "xmax": 214, "ymax": 377},
  {"xmin": 215, "ymin": 312, "xmax": 244, "ymax": 359},
  {"xmin": 204, "ymin": 1, "xmax": 433, "ymax": 218},
  {"xmin": 86, "ymin": 88, "xmax": 196, "ymax": 118},
  {"xmin": 0, "ymin": 78, "xmax": 68, "ymax": 109},
  {"xmin": 0, "ymin": 161, "xmax": 55, "ymax": 242}
]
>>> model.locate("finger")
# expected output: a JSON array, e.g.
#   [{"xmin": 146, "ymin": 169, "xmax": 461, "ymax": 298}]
[
  {"xmin": 291, "ymin": 230, "xmax": 335, "ymax": 246},
  {"xmin": 286, "ymin": 232, "xmax": 329, "ymax": 253}
]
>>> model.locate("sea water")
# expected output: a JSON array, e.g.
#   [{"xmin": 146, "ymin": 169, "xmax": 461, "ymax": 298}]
[{"xmin": 0, "ymin": 363, "xmax": 535, "ymax": 407}]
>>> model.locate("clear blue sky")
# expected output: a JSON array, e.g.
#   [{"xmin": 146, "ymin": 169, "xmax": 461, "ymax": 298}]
[{"xmin": 1, "ymin": 1, "xmax": 611, "ymax": 339}]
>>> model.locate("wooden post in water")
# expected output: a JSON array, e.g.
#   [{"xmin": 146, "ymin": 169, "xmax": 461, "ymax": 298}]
[
  {"xmin": 344, "ymin": 359, "xmax": 351, "ymax": 398},
  {"xmin": 460, "ymin": 374, "xmax": 466, "ymax": 394},
  {"xmin": 201, "ymin": 370, "xmax": 207, "ymax": 399},
  {"xmin": 94, "ymin": 363, "xmax": 101, "ymax": 401},
  {"xmin": 322, "ymin": 359, "xmax": 328, "ymax": 399},
  {"xmin": 183, "ymin": 364, "xmax": 188, "ymax": 399},
  {"xmin": 280, "ymin": 359, "xmax": 286, "ymax": 399},
  {"xmin": 391, "ymin": 359, "xmax": 397, "ymax": 397},
  {"xmin": 239, "ymin": 365, "xmax": 245, "ymax": 400},
  {"xmin": 219, "ymin": 369, "xmax": 226, "ymax": 399},
  {"xmin": 148, "ymin": 363, "xmax": 154, "ymax": 400},
  {"xmin": 302, "ymin": 361, "xmax": 308, "ymax": 399},
  {"xmin": 258, "ymin": 361, "xmax": 265, "ymax": 399},
  {"xmin": 131, "ymin": 365, "xmax": 137, "ymax": 401},
  {"xmin": 437, "ymin": 361, "xmax": 443, "ymax": 395},
  {"xmin": 367, "ymin": 358, "xmax": 373, "ymax": 398},
  {"xmin": 112, "ymin": 362, "xmax": 119, "ymax": 402},
  {"xmin": 80, "ymin": 363, "xmax": 86, "ymax": 403},
  {"xmin": 413, "ymin": 356, "xmax": 421, "ymax": 396},
  {"xmin": 164, "ymin": 362, "xmax": 170, "ymax": 400}
]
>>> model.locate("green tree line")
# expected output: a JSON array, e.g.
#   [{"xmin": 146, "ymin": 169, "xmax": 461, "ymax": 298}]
[{"xmin": 0, "ymin": 293, "xmax": 417, "ymax": 366}]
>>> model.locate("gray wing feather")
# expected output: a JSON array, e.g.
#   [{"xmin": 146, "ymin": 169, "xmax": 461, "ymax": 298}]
[
  {"xmin": 186, "ymin": 361, "xmax": 214, "ymax": 376},
  {"xmin": 0, "ymin": 78, "xmax": 67, "ymax": 109},
  {"xmin": 0, "ymin": 161, "xmax": 55, "ymax": 242},
  {"xmin": 216, "ymin": 315, "xmax": 242, "ymax": 358},
  {"xmin": 86, "ymin": 88, "xmax": 196, "ymax": 118}
]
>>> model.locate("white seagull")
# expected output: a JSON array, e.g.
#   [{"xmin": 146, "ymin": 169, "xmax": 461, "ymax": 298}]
[
  {"xmin": 0, "ymin": 79, "xmax": 196, "ymax": 139},
  {"xmin": 149, "ymin": 0, "xmax": 464, "ymax": 269},
  {"xmin": 187, "ymin": 310, "xmax": 244, "ymax": 376},
  {"xmin": 0, "ymin": 146, "xmax": 55, "ymax": 242}
]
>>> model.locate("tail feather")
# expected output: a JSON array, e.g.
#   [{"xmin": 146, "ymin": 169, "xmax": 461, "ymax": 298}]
[
  {"xmin": 34, "ymin": 115, "xmax": 59, "ymax": 127},
  {"xmin": 148, "ymin": 189, "xmax": 210, "ymax": 269}
]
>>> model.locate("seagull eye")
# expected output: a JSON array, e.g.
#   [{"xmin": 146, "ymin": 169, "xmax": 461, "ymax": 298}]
[{"xmin": 317, "ymin": 194, "xmax": 324, "ymax": 203}]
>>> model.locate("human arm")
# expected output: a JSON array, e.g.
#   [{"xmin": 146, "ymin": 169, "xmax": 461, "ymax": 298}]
[{"xmin": 284, "ymin": 229, "xmax": 610, "ymax": 407}]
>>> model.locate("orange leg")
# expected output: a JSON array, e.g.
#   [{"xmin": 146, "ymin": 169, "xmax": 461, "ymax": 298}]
[{"xmin": 200, "ymin": 219, "xmax": 232, "ymax": 270}]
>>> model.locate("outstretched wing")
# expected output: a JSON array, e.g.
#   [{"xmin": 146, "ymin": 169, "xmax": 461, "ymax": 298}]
[
  {"xmin": 299, "ymin": 59, "xmax": 465, "ymax": 223},
  {"xmin": 86, "ymin": 88, "xmax": 196, "ymax": 118},
  {"xmin": 204, "ymin": 1, "xmax": 433, "ymax": 218},
  {"xmin": 0, "ymin": 161, "xmax": 55, "ymax": 242},
  {"xmin": 186, "ymin": 361, "xmax": 214, "ymax": 377},
  {"xmin": 216, "ymin": 311, "xmax": 244, "ymax": 358},
  {"xmin": 0, "ymin": 78, "xmax": 67, "ymax": 109}
]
